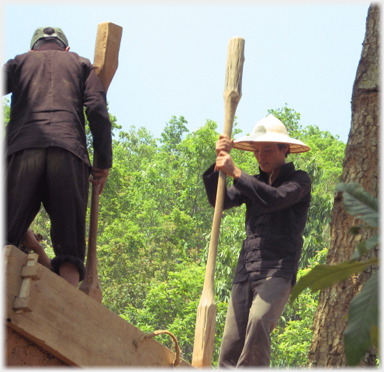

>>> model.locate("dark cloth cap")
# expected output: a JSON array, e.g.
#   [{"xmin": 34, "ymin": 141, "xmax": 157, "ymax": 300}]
[{"xmin": 30, "ymin": 27, "xmax": 68, "ymax": 50}]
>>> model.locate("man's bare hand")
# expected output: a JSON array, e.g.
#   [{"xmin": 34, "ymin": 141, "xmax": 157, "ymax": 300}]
[
  {"xmin": 20, "ymin": 228, "xmax": 41, "ymax": 251},
  {"xmin": 90, "ymin": 167, "xmax": 110, "ymax": 195},
  {"xmin": 215, "ymin": 134, "xmax": 234, "ymax": 156},
  {"xmin": 21, "ymin": 229, "xmax": 52, "ymax": 269},
  {"xmin": 215, "ymin": 151, "xmax": 242, "ymax": 179}
]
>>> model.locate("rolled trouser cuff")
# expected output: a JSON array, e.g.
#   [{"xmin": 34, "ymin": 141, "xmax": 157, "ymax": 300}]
[{"xmin": 51, "ymin": 255, "xmax": 86, "ymax": 282}]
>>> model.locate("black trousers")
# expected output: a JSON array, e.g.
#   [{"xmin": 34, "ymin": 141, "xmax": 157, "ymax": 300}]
[
  {"xmin": 6, "ymin": 147, "xmax": 90, "ymax": 281},
  {"xmin": 219, "ymin": 277, "xmax": 292, "ymax": 367}
]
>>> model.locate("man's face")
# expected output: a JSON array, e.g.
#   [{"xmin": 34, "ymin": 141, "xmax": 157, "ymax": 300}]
[{"xmin": 253, "ymin": 142, "xmax": 287, "ymax": 174}]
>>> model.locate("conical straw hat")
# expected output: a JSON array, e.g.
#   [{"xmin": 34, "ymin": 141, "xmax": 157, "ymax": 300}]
[{"xmin": 233, "ymin": 115, "xmax": 310, "ymax": 153}]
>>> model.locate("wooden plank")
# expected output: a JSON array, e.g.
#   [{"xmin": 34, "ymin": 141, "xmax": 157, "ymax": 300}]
[{"xmin": 5, "ymin": 245, "xmax": 192, "ymax": 367}]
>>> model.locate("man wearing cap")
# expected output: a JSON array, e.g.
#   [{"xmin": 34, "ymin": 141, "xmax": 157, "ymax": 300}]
[
  {"xmin": 202, "ymin": 114, "xmax": 311, "ymax": 367},
  {"xmin": 4, "ymin": 27, "xmax": 112, "ymax": 287}
]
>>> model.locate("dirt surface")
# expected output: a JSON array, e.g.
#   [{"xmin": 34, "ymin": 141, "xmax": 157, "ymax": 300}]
[{"xmin": 6, "ymin": 326, "xmax": 68, "ymax": 366}]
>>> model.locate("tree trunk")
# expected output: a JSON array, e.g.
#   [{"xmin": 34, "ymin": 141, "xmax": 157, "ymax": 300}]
[{"xmin": 307, "ymin": 4, "xmax": 380, "ymax": 367}]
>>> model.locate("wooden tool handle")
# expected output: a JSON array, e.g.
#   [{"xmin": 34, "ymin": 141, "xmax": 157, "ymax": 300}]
[
  {"xmin": 192, "ymin": 37, "xmax": 245, "ymax": 368},
  {"xmin": 204, "ymin": 37, "xmax": 245, "ymax": 298},
  {"xmin": 79, "ymin": 22, "xmax": 122, "ymax": 301},
  {"xmin": 80, "ymin": 178, "xmax": 102, "ymax": 302}
]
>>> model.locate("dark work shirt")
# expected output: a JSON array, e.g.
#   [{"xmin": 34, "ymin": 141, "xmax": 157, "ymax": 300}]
[
  {"xmin": 3, "ymin": 43, "xmax": 112, "ymax": 169},
  {"xmin": 203, "ymin": 162, "xmax": 311, "ymax": 285}
]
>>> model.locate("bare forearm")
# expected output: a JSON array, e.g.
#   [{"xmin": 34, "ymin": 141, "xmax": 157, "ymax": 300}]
[{"xmin": 33, "ymin": 244, "xmax": 52, "ymax": 269}]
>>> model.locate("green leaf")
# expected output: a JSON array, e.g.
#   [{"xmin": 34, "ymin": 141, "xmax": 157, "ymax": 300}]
[
  {"xmin": 336, "ymin": 182, "xmax": 378, "ymax": 227},
  {"xmin": 364, "ymin": 234, "xmax": 379, "ymax": 251},
  {"xmin": 370, "ymin": 325, "xmax": 379, "ymax": 353},
  {"xmin": 344, "ymin": 270, "xmax": 378, "ymax": 366},
  {"xmin": 290, "ymin": 258, "xmax": 378, "ymax": 303},
  {"xmin": 350, "ymin": 234, "xmax": 379, "ymax": 261}
]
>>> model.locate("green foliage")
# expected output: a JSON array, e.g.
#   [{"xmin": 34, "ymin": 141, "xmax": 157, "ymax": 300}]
[
  {"xmin": 335, "ymin": 182, "xmax": 378, "ymax": 227},
  {"xmin": 344, "ymin": 270, "xmax": 378, "ymax": 365},
  {"xmin": 290, "ymin": 258, "xmax": 378, "ymax": 303},
  {"xmin": 3, "ymin": 98, "xmax": 10, "ymax": 137},
  {"xmin": 160, "ymin": 115, "xmax": 189, "ymax": 152},
  {"xmin": 120, "ymin": 262, "xmax": 228, "ymax": 366},
  {"xmin": 3, "ymin": 98, "xmax": 10, "ymax": 123},
  {"xmin": 290, "ymin": 182, "xmax": 379, "ymax": 366}
]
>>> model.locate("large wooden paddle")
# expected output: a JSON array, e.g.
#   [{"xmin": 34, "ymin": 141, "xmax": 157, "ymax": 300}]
[
  {"xmin": 79, "ymin": 22, "xmax": 123, "ymax": 302},
  {"xmin": 191, "ymin": 37, "xmax": 245, "ymax": 368}
]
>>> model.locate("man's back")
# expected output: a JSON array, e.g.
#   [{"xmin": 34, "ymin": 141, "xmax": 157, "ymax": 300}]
[{"xmin": 4, "ymin": 43, "xmax": 111, "ymax": 168}]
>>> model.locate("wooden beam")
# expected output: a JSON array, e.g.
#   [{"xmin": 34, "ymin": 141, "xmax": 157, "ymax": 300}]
[
  {"xmin": 93, "ymin": 22, "xmax": 122, "ymax": 93},
  {"xmin": 5, "ymin": 245, "xmax": 192, "ymax": 367},
  {"xmin": 80, "ymin": 22, "xmax": 123, "ymax": 301}
]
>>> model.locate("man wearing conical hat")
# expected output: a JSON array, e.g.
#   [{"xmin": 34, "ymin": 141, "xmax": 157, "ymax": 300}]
[{"xmin": 203, "ymin": 114, "xmax": 311, "ymax": 367}]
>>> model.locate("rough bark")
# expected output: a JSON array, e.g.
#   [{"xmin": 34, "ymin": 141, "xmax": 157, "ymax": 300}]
[{"xmin": 307, "ymin": 4, "xmax": 380, "ymax": 367}]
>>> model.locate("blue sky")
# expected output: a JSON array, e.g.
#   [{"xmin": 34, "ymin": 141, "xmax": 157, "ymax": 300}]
[{"xmin": 3, "ymin": 2, "xmax": 371, "ymax": 143}]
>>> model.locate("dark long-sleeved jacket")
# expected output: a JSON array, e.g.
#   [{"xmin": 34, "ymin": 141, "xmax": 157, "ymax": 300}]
[
  {"xmin": 203, "ymin": 162, "xmax": 311, "ymax": 285},
  {"xmin": 3, "ymin": 43, "xmax": 112, "ymax": 169}
]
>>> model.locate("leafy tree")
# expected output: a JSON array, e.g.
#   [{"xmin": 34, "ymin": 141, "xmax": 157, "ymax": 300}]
[
  {"xmin": 160, "ymin": 115, "xmax": 189, "ymax": 153},
  {"xmin": 121, "ymin": 262, "xmax": 228, "ymax": 366},
  {"xmin": 290, "ymin": 183, "xmax": 379, "ymax": 366},
  {"xmin": 3, "ymin": 98, "xmax": 10, "ymax": 123}
]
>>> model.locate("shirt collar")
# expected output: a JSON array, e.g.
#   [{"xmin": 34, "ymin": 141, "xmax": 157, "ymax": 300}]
[
  {"xmin": 258, "ymin": 162, "xmax": 295, "ymax": 183},
  {"xmin": 35, "ymin": 43, "xmax": 65, "ymax": 52}
]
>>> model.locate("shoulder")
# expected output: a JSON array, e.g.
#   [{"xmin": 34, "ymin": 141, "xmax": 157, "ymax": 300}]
[
  {"xmin": 5, "ymin": 51, "xmax": 31, "ymax": 64},
  {"xmin": 284, "ymin": 163, "xmax": 311, "ymax": 182},
  {"xmin": 3, "ymin": 52, "xmax": 36, "ymax": 72},
  {"xmin": 60, "ymin": 52, "xmax": 93, "ymax": 79},
  {"xmin": 14, "ymin": 51, "xmax": 30, "ymax": 59},
  {"xmin": 70, "ymin": 52, "xmax": 91, "ymax": 64},
  {"xmin": 289, "ymin": 169, "xmax": 312, "ymax": 187},
  {"xmin": 64, "ymin": 52, "xmax": 92, "ymax": 67}
]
